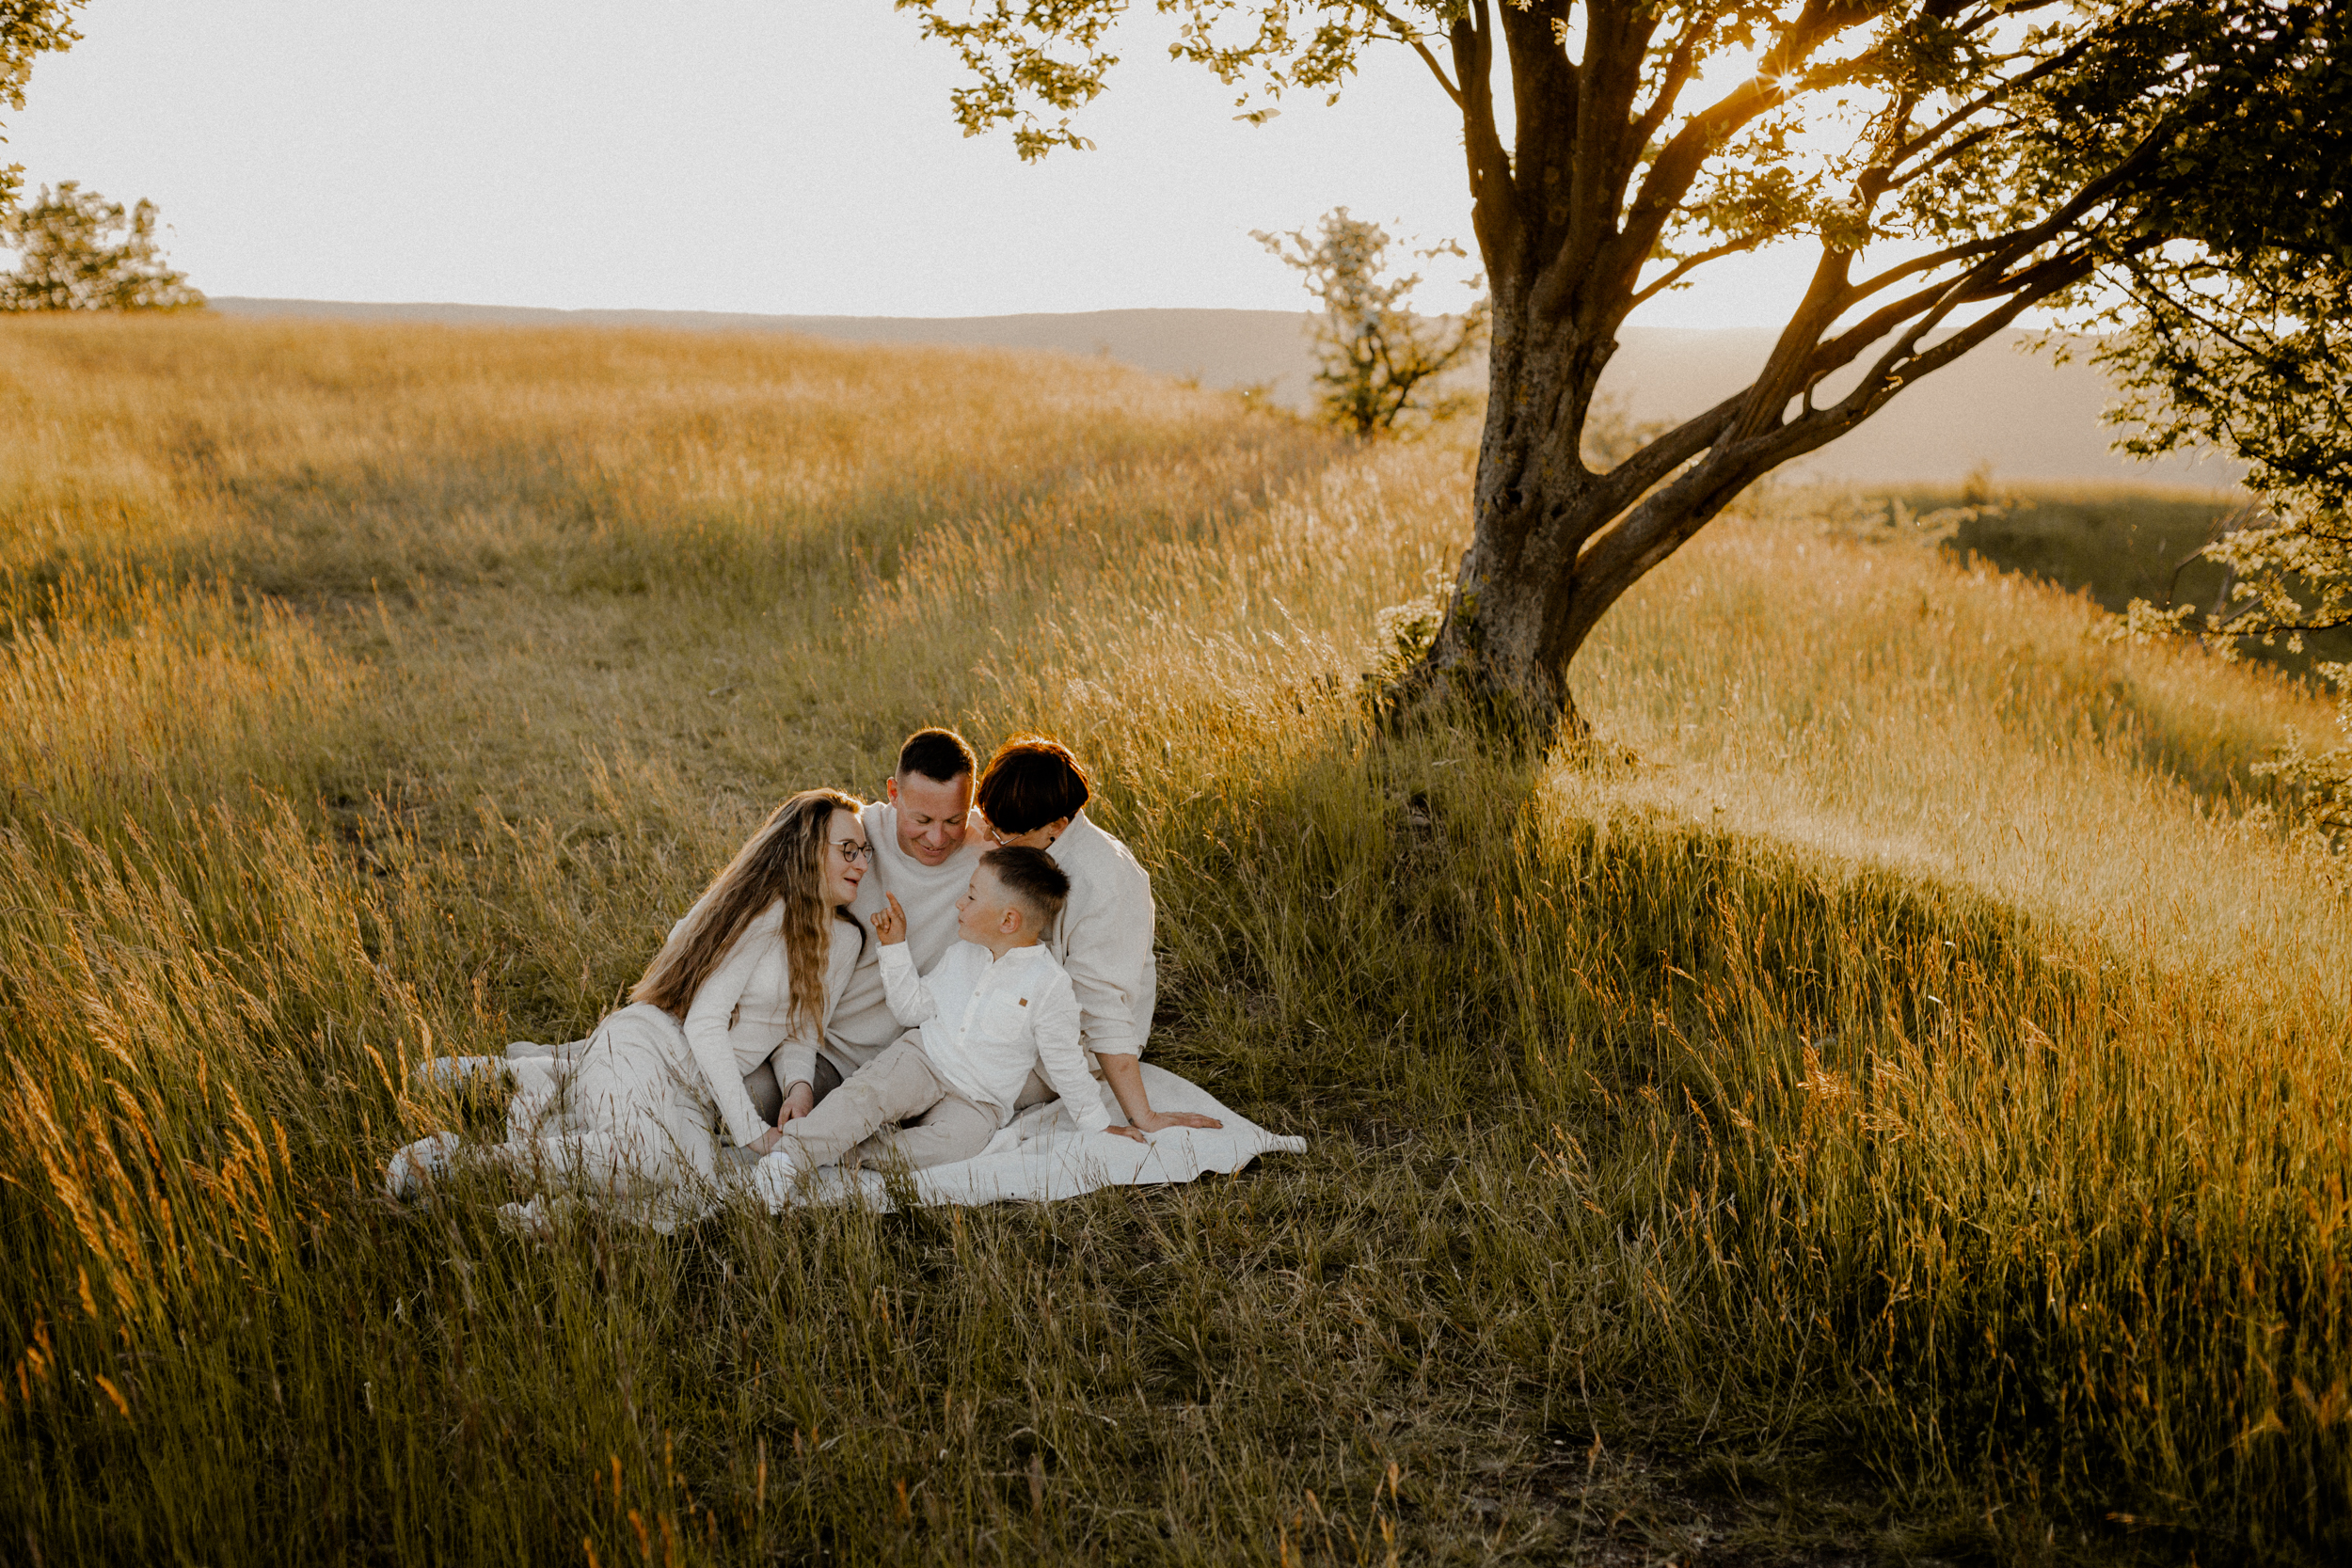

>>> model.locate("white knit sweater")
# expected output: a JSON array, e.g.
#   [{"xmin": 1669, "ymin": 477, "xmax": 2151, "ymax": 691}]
[
  {"xmin": 1043, "ymin": 809, "xmax": 1157, "ymax": 1063},
  {"xmin": 674, "ymin": 904, "xmax": 863, "ymax": 1148},
  {"xmin": 826, "ymin": 799, "xmax": 989, "ymax": 1072}
]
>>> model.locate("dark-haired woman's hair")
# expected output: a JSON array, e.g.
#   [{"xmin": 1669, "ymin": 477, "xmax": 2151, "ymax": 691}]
[
  {"xmin": 898, "ymin": 726, "xmax": 977, "ymax": 785},
  {"xmin": 975, "ymin": 735, "xmax": 1091, "ymax": 835},
  {"xmin": 631, "ymin": 787, "xmax": 863, "ymax": 1036}
]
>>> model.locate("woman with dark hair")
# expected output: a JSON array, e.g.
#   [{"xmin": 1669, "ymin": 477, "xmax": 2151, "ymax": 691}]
[
  {"xmin": 388, "ymin": 787, "xmax": 871, "ymax": 1218},
  {"xmin": 975, "ymin": 736, "xmax": 1223, "ymax": 1137}
]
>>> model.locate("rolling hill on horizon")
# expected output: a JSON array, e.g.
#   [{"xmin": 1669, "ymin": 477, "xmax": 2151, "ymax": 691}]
[{"xmin": 210, "ymin": 295, "xmax": 2243, "ymax": 490}]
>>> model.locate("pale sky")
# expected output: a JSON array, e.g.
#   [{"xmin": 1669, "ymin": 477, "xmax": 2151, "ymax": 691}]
[{"xmin": 5, "ymin": 0, "xmax": 1819, "ymax": 325}]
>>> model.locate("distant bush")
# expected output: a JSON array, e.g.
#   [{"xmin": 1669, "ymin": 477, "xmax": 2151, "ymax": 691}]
[
  {"xmin": 1255, "ymin": 207, "xmax": 1486, "ymax": 438},
  {"xmin": 0, "ymin": 180, "xmax": 203, "ymax": 311}
]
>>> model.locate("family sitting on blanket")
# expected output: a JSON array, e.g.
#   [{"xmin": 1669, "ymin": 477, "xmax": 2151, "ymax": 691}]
[{"xmin": 385, "ymin": 729, "xmax": 1220, "ymax": 1220}]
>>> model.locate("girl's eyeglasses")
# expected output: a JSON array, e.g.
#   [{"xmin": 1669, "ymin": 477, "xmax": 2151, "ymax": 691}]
[{"xmin": 831, "ymin": 839, "xmax": 874, "ymax": 865}]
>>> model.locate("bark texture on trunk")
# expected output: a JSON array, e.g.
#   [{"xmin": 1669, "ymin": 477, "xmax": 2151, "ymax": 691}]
[{"xmin": 1411, "ymin": 277, "xmax": 1758, "ymax": 740}]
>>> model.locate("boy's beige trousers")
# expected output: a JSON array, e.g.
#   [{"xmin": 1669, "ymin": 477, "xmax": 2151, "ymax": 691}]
[{"xmin": 778, "ymin": 1035, "xmax": 998, "ymax": 1171}]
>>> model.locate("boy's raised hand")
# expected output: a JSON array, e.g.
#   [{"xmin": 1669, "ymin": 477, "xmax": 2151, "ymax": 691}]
[{"xmin": 871, "ymin": 893, "xmax": 909, "ymax": 945}]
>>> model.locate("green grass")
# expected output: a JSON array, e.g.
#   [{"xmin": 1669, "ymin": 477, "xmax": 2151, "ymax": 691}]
[
  {"xmin": 1867, "ymin": 478, "xmax": 2352, "ymax": 676},
  {"xmin": 5, "ymin": 314, "xmax": 2351, "ymax": 1565}
]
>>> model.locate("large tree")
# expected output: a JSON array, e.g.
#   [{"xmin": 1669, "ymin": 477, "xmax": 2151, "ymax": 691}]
[{"xmin": 900, "ymin": 0, "xmax": 2350, "ymax": 737}]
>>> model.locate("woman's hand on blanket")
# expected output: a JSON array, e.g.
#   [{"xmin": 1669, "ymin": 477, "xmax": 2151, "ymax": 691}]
[
  {"xmin": 748, "ymin": 1125, "xmax": 788, "ymax": 1155},
  {"xmin": 1128, "ymin": 1108, "xmax": 1224, "ymax": 1132},
  {"xmin": 870, "ymin": 894, "xmax": 908, "ymax": 945},
  {"xmin": 1104, "ymin": 1123, "xmax": 1149, "ymax": 1144}
]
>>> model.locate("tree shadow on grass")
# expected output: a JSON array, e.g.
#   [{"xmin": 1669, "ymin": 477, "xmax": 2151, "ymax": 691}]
[{"xmin": 1140, "ymin": 700, "xmax": 2347, "ymax": 1563}]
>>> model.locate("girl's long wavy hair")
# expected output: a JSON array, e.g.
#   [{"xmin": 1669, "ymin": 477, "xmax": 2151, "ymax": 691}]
[{"xmin": 630, "ymin": 787, "xmax": 864, "ymax": 1034}]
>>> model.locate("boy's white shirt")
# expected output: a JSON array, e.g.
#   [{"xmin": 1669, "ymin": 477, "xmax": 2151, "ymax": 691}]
[
  {"xmin": 674, "ymin": 904, "xmax": 863, "ymax": 1148},
  {"xmin": 826, "ymin": 799, "xmax": 986, "ymax": 1071},
  {"xmin": 878, "ymin": 940, "xmax": 1111, "ymax": 1134},
  {"xmin": 1043, "ymin": 809, "xmax": 1157, "ymax": 1065}
]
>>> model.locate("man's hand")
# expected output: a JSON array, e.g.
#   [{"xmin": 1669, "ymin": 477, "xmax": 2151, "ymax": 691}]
[
  {"xmin": 1104, "ymin": 1123, "xmax": 1149, "ymax": 1144},
  {"xmin": 1128, "ymin": 1108, "xmax": 1223, "ymax": 1133},
  {"xmin": 779, "ymin": 1080, "xmax": 816, "ymax": 1122},
  {"xmin": 749, "ymin": 1125, "xmax": 787, "ymax": 1155},
  {"xmin": 871, "ymin": 893, "xmax": 909, "ymax": 946}
]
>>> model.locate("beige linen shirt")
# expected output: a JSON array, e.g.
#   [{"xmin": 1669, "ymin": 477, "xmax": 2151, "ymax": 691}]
[
  {"xmin": 1042, "ymin": 810, "xmax": 1157, "ymax": 1064},
  {"xmin": 826, "ymin": 799, "xmax": 987, "ymax": 1074}
]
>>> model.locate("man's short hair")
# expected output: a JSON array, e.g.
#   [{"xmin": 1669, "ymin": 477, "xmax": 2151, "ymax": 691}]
[
  {"xmin": 897, "ymin": 727, "xmax": 977, "ymax": 787},
  {"xmin": 979, "ymin": 845, "xmax": 1070, "ymax": 930},
  {"xmin": 975, "ymin": 735, "xmax": 1091, "ymax": 834}
]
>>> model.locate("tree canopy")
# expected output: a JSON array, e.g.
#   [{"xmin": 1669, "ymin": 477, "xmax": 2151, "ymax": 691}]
[
  {"xmin": 2103, "ymin": 7, "xmax": 2352, "ymax": 832},
  {"xmin": 0, "ymin": 181, "xmax": 204, "ymax": 311},
  {"xmin": 899, "ymin": 0, "xmax": 2352, "ymax": 737},
  {"xmin": 1, "ymin": 0, "xmax": 87, "ymax": 210}
]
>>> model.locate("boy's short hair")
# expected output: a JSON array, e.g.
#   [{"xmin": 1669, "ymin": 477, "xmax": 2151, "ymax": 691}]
[
  {"xmin": 975, "ymin": 735, "xmax": 1091, "ymax": 834},
  {"xmin": 979, "ymin": 846, "xmax": 1070, "ymax": 930},
  {"xmin": 898, "ymin": 727, "xmax": 977, "ymax": 786}
]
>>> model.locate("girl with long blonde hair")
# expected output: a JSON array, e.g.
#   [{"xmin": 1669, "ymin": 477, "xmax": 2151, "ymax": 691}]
[{"xmin": 388, "ymin": 788, "xmax": 871, "ymax": 1219}]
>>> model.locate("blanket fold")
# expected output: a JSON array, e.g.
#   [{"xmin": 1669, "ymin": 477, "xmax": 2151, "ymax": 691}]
[{"xmin": 740, "ymin": 1063, "xmax": 1303, "ymax": 1211}]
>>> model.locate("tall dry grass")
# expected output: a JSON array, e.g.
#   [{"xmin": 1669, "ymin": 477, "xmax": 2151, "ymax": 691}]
[{"xmin": 3, "ymin": 312, "xmax": 2349, "ymax": 1563}]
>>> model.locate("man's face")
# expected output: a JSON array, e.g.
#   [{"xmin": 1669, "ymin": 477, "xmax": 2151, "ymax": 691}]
[{"xmin": 887, "ymin": 769, "xmax": 974, "ymax": 867}]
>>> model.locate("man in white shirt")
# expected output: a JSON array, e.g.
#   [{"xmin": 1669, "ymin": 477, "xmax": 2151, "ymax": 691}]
[
  {"xmin": 755, "ymin": 847, "xmax": 1136, "ymax": 1196},
  {"xmin": 744, "ymin": 728, "xmax": 987, "ymax": 1123}
]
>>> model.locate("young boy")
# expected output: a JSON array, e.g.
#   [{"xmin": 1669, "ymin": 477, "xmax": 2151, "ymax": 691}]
[{"xmin": 754, "ymin": 846, "xmax": 1140, "ymax": 1198}]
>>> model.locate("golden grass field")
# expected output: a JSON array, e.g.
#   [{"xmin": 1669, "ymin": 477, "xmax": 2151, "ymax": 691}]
[{"xmin": 4, "ymin": 312, "xmax": 2350, "ymax": 1564}]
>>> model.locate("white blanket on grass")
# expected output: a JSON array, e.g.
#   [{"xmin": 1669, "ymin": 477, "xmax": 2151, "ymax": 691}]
[
  {"xmin": 441, "ymin": 1051, "xmax": 1303, "ymax": 1211},
  {"xmin": 740, "ymin": 1062, "xmax": 1306, "ymax": 1212}
]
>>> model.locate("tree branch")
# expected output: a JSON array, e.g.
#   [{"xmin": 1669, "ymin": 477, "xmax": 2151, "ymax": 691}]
[
  {"xmin": 1499, "ymin": 0, "xmax": 1579, "ymax": 263},
  {"xmin": 1615, "ymin": 3, "xmax": 1882, "ymax": 288},
  {"xmin": 1629, "ymin": 233, "xmax": 1772, "ymax": 308},
  {"xmin": 1582, "ymin": 389, "xmax": 1747, "ymax": 520},
  {"xmin": 1451, "ymin": 2, "xmax": 1518, "ymax": 270},
  {"xmin": 1883, "ymin": 123, "xmax": 2001, "ymax": 191},
  {"xmin": 1883, "ymin": 24, "xmax": 2105, "ymax": 176},
  {"xmin": 1768, "ymin": 246, "xmax": 2102, "ymax": 466},
  {"xmin": 1626, "ymin": 23, "xmax": 1702, "ymax": 159},
  {"xmin": 1353, "ymin": 0, "xmax": 1462, "ymax": 108}
]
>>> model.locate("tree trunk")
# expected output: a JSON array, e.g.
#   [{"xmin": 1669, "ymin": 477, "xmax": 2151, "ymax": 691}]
[
  {"xmin": 1406, "ymin": 292, "xmax": 1750, "ymax": 747},
  {"xmin": 1404, "ymin": 248, "xmax": 1876, "ymax": 748},
  {"xmin": 1422, "ymin": 407, "xmax": 1593, "ymax": 736}
]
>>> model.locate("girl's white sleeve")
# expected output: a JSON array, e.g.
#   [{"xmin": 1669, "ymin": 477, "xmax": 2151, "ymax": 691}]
[
  {"xmin": 765, "ymin": 1020, "xmax": 825, "ymax": 1110},
  {"xmin": 1032, "ymin": 973, "xmax": 1110, "ymax": 1133},
  {"xmin": 682, "ymin": 927, "xmax": 774, "ymax": 1148}
]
